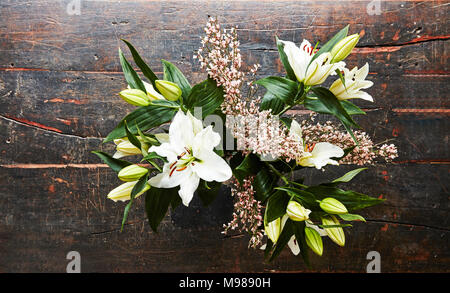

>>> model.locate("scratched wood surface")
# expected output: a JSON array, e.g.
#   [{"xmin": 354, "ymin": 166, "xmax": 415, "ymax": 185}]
[{"xmin": 0, "ymin": 0, "xmax": 449, "ymax": 273}]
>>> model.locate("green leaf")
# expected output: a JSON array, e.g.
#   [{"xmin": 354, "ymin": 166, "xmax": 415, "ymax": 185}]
[
  {"xmin": 304, "ymin": 97, "xmax": 366, "ymax": 116},
  {"xmin": 339, "ymin": 213, "xmax": 366, "ymax": 222},
  {"xmin": 256, "ymin": 76, "xmax": 298, "ymax": 105},
  {"xmin": 145, "ymin": 187, "xmax": 178, "ymax": 232},
  {"xmin": 150, "ymin": 99, "xmax": 181, "ymax": 109},
  {"xmin": 121, "ymin": 39, "xmax": 159, "ymax": 88},
  {"xmin": 197, "ymin": 180, "xmax": 221, "ymax": 206},
  {"xmin": 269, "ymin": 218, "xmax": 294, "ymax": 262},
  {"xmin": 265, "ymin": 190, "xmax": 290, "ymax": 223},
  {"xmin": 135, "ymin": 123, "xmax": 159, "ymax": 145},
  {"xmin": 141, "ymin": 152, "xmax": 167, "ymax": 162},
  {"xmin": 319, "ymin": 223, "xmax": 352, "ymax": 228},
  {"xmin": 233, "ymin": 153, "xmax": 262, "ymax": 183},
  {"xmin": 161, "ymin": 59, "xmax": 191, "ymax": 99},
  {"xmin": 310, "ymin": 87, "xmax": 359, "ymax": 128},
  {"xmin": 184, "ymin": 78, "xmax": 224, "ymax": 117},
  {"xmin": 276, "ymin": 36, "xmax": 297, "ymax": 81},
  {"xmin": 292, "ymin": 221, "xmax": 311, "ymax": 267},
  {"xmin": 260, "ymin": 91, "xmax": 285, "ymax": 115},
  {"xmin": 264, "ymin": 238, "xmax": 274, "ymax": 260},
  {"xmin": 305, "ymin": 185, "xmax": 384, "ymax": 211},
  {"xmin": 332, "ymin": 168, "xmax": 367, "ymax": 183},
  {"xmin": 92, "ymin": 151, "xmax": 131, "ymax": 173},
  {"xmin": 309, "ymin": 25, "xmax": 349, "ymax": 66},
  {"xmin": 275, "ymin": 186, "xmax": 318, "ymax": 208},
  {"xmin": 170, "ymin": 194, "xmax": 182, "ymax": 210},
  {"xmin": 121, "ymin": 173, "xmax": 149, "ymax": 231},
  {"xmin": 119, "ymin": 48, "xmax": 146, "ymax": 93},
  {"xmin": 104, "ymin": 104, "xmax": 177, "ymax": 142},
  {"xmin": 141, "ymin": 151, "xmax": 166, "ymax": 172},
  {"xmin": 254, "ymin": 168, "xmax": 277, "ymax": 202},
  {"xmin": 124, "ymin": 121, "xmax": 142, "ymax": 150},
  {"xmin": 311, "ymin": 87, "xmax": 360, "ymax": 143}
]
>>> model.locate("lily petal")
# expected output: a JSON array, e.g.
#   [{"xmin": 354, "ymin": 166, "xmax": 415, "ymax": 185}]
[
  {"xmin": 280, "ymin": 39, "xmax": 313, "ymax": 82},
  {"xmin": 178, "ymin": 172, "xmax": 200, "ymax": 206},
  {"xmin": 287, "ymin": 236, "xmax": 300, "ymax": 255},
  {"xmin": 169, "ymin": 111, "xmax": 195, "ymax": 152},
  {"xmin": 148, "ymin": 163, "xmax": 192, "ymax": 189},
  {"xmin": 191, "ymin": 149, "xmax": 232, "ymax": 182}
]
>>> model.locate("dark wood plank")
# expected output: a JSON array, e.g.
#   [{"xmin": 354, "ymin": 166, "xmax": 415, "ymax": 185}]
[
  {"xmin": 0, "ymin": 0, "xmax": 448, "ymax": 273},
  {"xmin": 2, "ymin": 109, "xmax": 448, "ymax": 164},
  {"xmin": 0, "ymin": 1, "xmax": 448, "ymax": 71},
  {"xmin": 0, "ymin": 165, "xmax": 448, "ymax": 272},
  {"xmin": 0, "ymin": 222, "xmax": 447, "ymax": 272}
]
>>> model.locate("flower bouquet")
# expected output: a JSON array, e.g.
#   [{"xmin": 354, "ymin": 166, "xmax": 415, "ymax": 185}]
[{"xmin": 93, "ymin": 17, "xmax": 397, "ymax": 265}]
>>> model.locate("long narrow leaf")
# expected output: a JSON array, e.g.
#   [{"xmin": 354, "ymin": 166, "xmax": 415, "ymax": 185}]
[
  {"xmin": 161, "ymin": 59, "xmax": 191, "ymax": 99},
  {"xmin": 119, "ymin": 48, "xmax": 146, "ymax": 93},
  {"xmin": 92, "ymin": 151, "xmax": 131, "ymax": 173},
  {"xmin": 121, "ymin": 173, "xmax": 149, "ymax": 231},
  {"xmin": 121, "ymin": 39, "xmax": 159, "ymax": 88}
]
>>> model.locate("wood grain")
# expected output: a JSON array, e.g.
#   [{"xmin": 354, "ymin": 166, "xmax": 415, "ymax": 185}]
[{"xmin": 0, "ymin": 0, "xmax": 448, "ymax": 272}]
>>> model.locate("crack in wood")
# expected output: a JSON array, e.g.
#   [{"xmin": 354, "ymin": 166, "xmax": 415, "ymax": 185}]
[
  {"xmin": 365, "ymin": 219, "xmax": 450, "ymax": 232},
  {"xmin": 0, "ymin": 115, "xmax": 102, "ymax": 140}
]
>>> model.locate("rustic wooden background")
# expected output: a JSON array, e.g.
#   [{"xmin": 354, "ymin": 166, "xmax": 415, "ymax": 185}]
[{"xmin": 0, "ymin": 0, "xmax": 448, "ymax": 273}]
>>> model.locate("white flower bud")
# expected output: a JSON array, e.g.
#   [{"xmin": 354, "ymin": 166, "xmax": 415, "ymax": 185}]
[
  {"xmin": 330, "ymin": 34, "xmax": 360, "ymax": 62},
  {"xmin": 286, "ymin": 201, "xmax": 311, "ymax": 222},
  {"xmin": 319, "ymin": 197, "xmax": 348, "ymax": 214},
  {"xmin": 107, "ymin": 181, "xmax": 150, "ymax": 202},
  {"xmin": 155, "ymin": 80, "xmax": 182, "ymax": 101},
  {"xmin": 118, "ymin": 165, "xmax": 148, "ymax": 182},
  {"xmin": 305, "ymin": 227, "xmax": 323, "ymax": 256},
  {"xmin": 322, "ymin": 215, "xmax": 345, "ymax": 247},
  {"xmin": 119, "ymin": 89, "xmax": 151, "ymax": 106}
]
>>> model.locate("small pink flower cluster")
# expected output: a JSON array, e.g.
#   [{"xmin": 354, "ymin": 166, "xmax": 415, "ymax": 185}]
[
  {"xmin": 378, "ymin": 143, "xmax": 398, "ymax": 162},
  {"xmin": 194, "ymin": 17, "xmax": 251, "ymax": 115},
  {"xmin": 300, "ymin": 118, "xmax": 398, "ymax": 165},
  {"xmin": 229, "ymin": 111, "xmax": 304, "ymax": 162},
  {"xmin": 196, "ymin": 17, "xmax": 303, "ymax": 161},
  {"xmin": 222, "ymin": 177, "xmax": 264, "ymax": 248}
]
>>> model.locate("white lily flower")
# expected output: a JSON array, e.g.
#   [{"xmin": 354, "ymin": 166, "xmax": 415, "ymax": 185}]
[
  {"xmin": 280, "ymin": 39, "xmax": 345, "ymax": 86},
  {"xmin": 329, "ymin": 63, "xmax": 374, "ymax": 102},
  {"xmin": 289, "ymin": 120, "xmax": 344, "ymax": 169},
  {"xmin": 297, "ymin": 142, "xmax": 344, "ymax": 169},
  {"xmin": 148, "ymin": 111, "xmax": 232, "ymax": 206}
]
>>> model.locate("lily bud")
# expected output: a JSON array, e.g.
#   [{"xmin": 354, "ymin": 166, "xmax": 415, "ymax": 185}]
[
  {"xmin": 286, "ymin": 201, "xmax": 311, "ymax": 221},
  {"xmin": 118, "ymin": 164, "xmax": 148, "ymax": 182},
  {"xmin": 264, "ymin": 217, "xmax": 281, "ymax": 243},
  {"xmin": 319, "ymin": 197, "xmax": 348, "ymax": 214},
  {"xmin": 330, "ymin": 34, "xmax": 360, "ymax": 62},
  {"xmin": 305, "ymin": 227, "xmax": 323, "ymax": 256},
  {"xmin": 113, "ymin": 139, "xmax": 142, "ymax": 158},
  {"xmin": 155, "ymin": 80, "xmax": 182, "ymax": 101},
  {"xmin": 107, "ymin": 181, "xmax": 150, "ymax": 202},
  {"xmin": 119, "ymin": 89, "xmax": 151, "ymax": 106},
  {"xmin": 322, "ymin": 215, "xmax": 345, "ymax": 247}
]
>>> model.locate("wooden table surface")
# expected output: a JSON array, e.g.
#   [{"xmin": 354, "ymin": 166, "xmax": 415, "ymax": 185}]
[{"xmin": 0, "ymin": 0, "xmax": 448, "ymax": 272}]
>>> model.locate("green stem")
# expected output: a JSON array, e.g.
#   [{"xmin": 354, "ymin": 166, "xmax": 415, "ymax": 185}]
[
  {"xmin": 277, "ymin": 85, "xmax": 310, "ymax": 116},
  {"xmin": 265, "ymin": 162, "xmax": 289, "ymax": 185}
]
